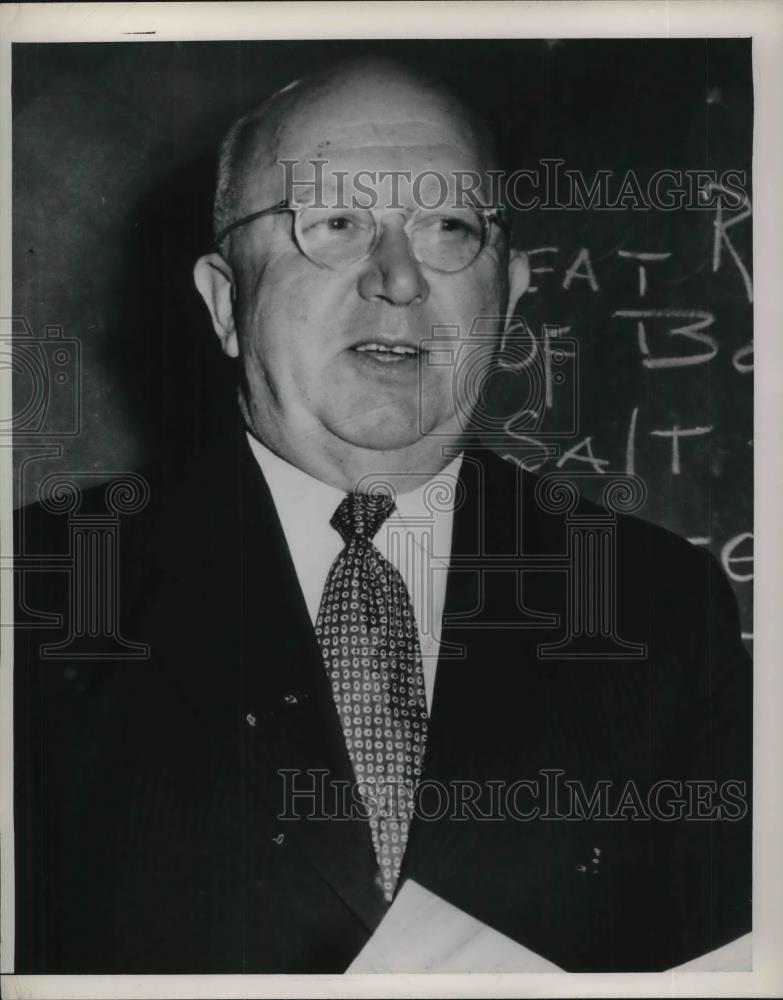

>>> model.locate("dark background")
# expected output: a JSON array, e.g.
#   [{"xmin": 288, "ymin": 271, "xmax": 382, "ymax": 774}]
[{"xmin": 11, "ymin": 39, "xmax": 753, "ymax": 643}]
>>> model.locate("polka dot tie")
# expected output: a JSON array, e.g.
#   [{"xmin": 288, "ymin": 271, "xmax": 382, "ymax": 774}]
[{"xmin": 315, "ymin": 491, "xmax": 429, "ymax": 902}]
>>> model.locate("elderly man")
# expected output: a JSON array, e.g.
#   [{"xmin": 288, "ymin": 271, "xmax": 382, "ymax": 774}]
[{"xmin": 15, "ymin": 59, "xmax": 751, "ymax": 974}]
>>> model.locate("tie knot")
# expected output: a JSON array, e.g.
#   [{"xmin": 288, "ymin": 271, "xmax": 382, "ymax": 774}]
[{"xmin": 331, "ymin": 491, "xmax": 396, "ymax": 545}]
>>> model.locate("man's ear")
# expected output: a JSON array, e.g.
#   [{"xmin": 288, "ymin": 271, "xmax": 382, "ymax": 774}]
[
  {"xmin": 193, "ymin": 253, "xmax": 239, "ymax": 359},
  {"xmin": 505, "ymin": 250, "xmax": 531, "ymax": 330}
]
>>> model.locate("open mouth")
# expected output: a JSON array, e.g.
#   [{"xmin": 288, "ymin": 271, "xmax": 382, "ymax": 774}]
[{"xmin": 351, "ymin": 342, "xmax": 422, "ymax": 363}]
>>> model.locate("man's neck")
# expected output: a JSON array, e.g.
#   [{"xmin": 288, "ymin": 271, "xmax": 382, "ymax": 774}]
[{"xmin": 243, "ymin": 419, "xmax": 466, "ymax": 495}]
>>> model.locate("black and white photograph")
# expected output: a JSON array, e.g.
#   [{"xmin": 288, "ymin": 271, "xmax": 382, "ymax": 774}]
[{"xmin": 1, "ymin": 2, "xmax": 781, "ymax": 997}]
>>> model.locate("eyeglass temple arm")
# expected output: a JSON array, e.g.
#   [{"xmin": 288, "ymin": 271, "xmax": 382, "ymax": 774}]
[
  {"xmin": 483, "ymin": 207, "xmax": 510, "ymax": 233},
  {"xmin": 215, "ymin": 200, "xmax": 291, "ymax": 246}
]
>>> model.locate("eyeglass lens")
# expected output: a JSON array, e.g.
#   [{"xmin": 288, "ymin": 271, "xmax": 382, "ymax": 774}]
[{"xmin": 295, "ymin": 207, "xmax": 486, "ymax": 272}]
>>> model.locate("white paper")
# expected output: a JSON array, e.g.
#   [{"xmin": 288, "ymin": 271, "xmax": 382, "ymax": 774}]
[
  {"xmin": 349, "ymin": 879, "xmax": 752, "ymax": 974},
  {"xmin": 348, "ymin": 880, "xmax": 563, "ymax": 973}
]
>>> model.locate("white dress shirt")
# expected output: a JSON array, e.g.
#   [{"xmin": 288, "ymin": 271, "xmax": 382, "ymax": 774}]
[{"xmin": 246, "ymin": 433, "xmax": 462, "ymax": 713}]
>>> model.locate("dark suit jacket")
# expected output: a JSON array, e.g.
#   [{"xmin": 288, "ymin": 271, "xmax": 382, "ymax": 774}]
[{"xmin": 14, "ymin": 428, "xmax": 752, "ymax": 973}]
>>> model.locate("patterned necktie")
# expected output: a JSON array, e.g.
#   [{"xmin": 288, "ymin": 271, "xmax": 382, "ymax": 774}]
[{"xmin": 315, "ymin": 491, "xmax": 429, "ymax": 901}]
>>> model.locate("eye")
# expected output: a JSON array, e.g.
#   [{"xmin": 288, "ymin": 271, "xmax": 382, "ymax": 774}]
[
  {"xmin": 413, "ymin": 210, "xmax": 481, "ymax": 235},
  {"xmin": 327, "ymin": 216, "xmax": 354, "ymax": 231},
  {"xmin": 439, "ymin": 217, "xmax": 468, "ymax": 232},
  {"xmin": 299, "ymin": 209, "xmax": 373, "ymax": 238},
  {"xmin": 420, "ymin": 213, "xmax": 482, "ymax": 241}
]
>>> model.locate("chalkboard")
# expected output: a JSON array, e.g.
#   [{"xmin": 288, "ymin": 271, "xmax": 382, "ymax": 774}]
[
  {"xmin": 11, "ymin": 39, "xmax": 753, "ymax": 642},
  {"xmin": 484, "ymin": 39, "xmax": 753, "ymax": 645}
]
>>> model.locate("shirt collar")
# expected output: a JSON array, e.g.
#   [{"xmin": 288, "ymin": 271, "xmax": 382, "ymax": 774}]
[{"xmin": 245, "ymin": 431, "xmax": 463, "ymax": 537}]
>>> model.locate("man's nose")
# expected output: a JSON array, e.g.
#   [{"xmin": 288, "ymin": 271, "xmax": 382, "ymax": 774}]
[{"xmin": 357, "ymin": 223, "xmax": 430, "ymax": 306}]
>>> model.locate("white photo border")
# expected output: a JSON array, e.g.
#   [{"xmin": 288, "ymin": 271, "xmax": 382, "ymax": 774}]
[{"xmin": 0, "ymin": 3, "xmax": 780, "ymax": 998}]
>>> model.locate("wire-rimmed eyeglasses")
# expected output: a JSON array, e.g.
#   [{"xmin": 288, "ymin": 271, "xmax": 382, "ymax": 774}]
[{"xmin": 215, "ymin": 201, "xmax": 509, "ymax": 274}]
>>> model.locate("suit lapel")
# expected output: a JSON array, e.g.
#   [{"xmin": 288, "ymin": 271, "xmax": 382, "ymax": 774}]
[
  {"xmin": 399, "ymin": 448, "xmax": 558, "ymax": 889},
  {"xmin": 232, "ymin": 436, "xmax": 388, "ymax": 932}
]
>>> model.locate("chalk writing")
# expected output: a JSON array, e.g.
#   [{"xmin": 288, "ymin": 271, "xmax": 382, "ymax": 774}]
[
  {"xmin": 710, "ymin": 181, "xmax": 753, "ymax": 303},
  {"xmin": 721, "ymin": 532, "xmax": 754, "ymax": 583},
  {"xmin": 562, "ymin": 248, "xmax": 600, "ymax": 292},
  {"xmin": 516, "ymin": 178, "xmax": 752, "ymax": 644},
  {"xmin": 525, "ymin": 247, "xmax": 559, "ymax": 294},
  {"xmin": 617, "ymin": 250, "xmax": 672, "ymax": 298},
  {"xmin": 613, "ymin": 309, "xmax": 717, "ymax": 368},
  {"xmin": 732, "ymin": 340, "xmax": 753, "ymax": 373},
  {"xmin": 555, "ymin": 436, "xmax": 610, "ymax": 474},
  {"xmin": 624, "ymin": 406, "xmax": 638, "ymax": 477},
  {"xmin": 649, "ymin": 425, "xmax": 714, "ymax": 475}
]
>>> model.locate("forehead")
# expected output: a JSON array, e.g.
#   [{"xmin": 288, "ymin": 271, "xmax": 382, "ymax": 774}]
[{"xmin": 242, "ymin": 71, "xmax": 492, "ymax": 207}]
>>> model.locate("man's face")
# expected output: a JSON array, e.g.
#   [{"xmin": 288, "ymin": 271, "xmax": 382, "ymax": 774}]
[{"xmin": 202, "ymin": 71, "xmax": 511, "ymax": 472}]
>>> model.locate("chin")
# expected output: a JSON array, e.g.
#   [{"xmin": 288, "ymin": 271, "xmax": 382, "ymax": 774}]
[
  {"xmin": 325, "ymin": 394, "xmax": 461, "ymax": 452},
  {"xmin": 341, "ymin": 424, "xmax": 424, "ymax": 451},
  {"xmin": 339, "ymin": 416, "xmax": 464, "ymax": 455},
  {"xmin": 330, "ymin": 408, "xmax": 430, "ymax": 451}
]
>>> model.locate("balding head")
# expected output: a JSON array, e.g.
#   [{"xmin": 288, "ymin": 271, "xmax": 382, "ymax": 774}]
[{"xmin": 213, "ymin": 58, "xmax": 497, "ymax": 244}]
